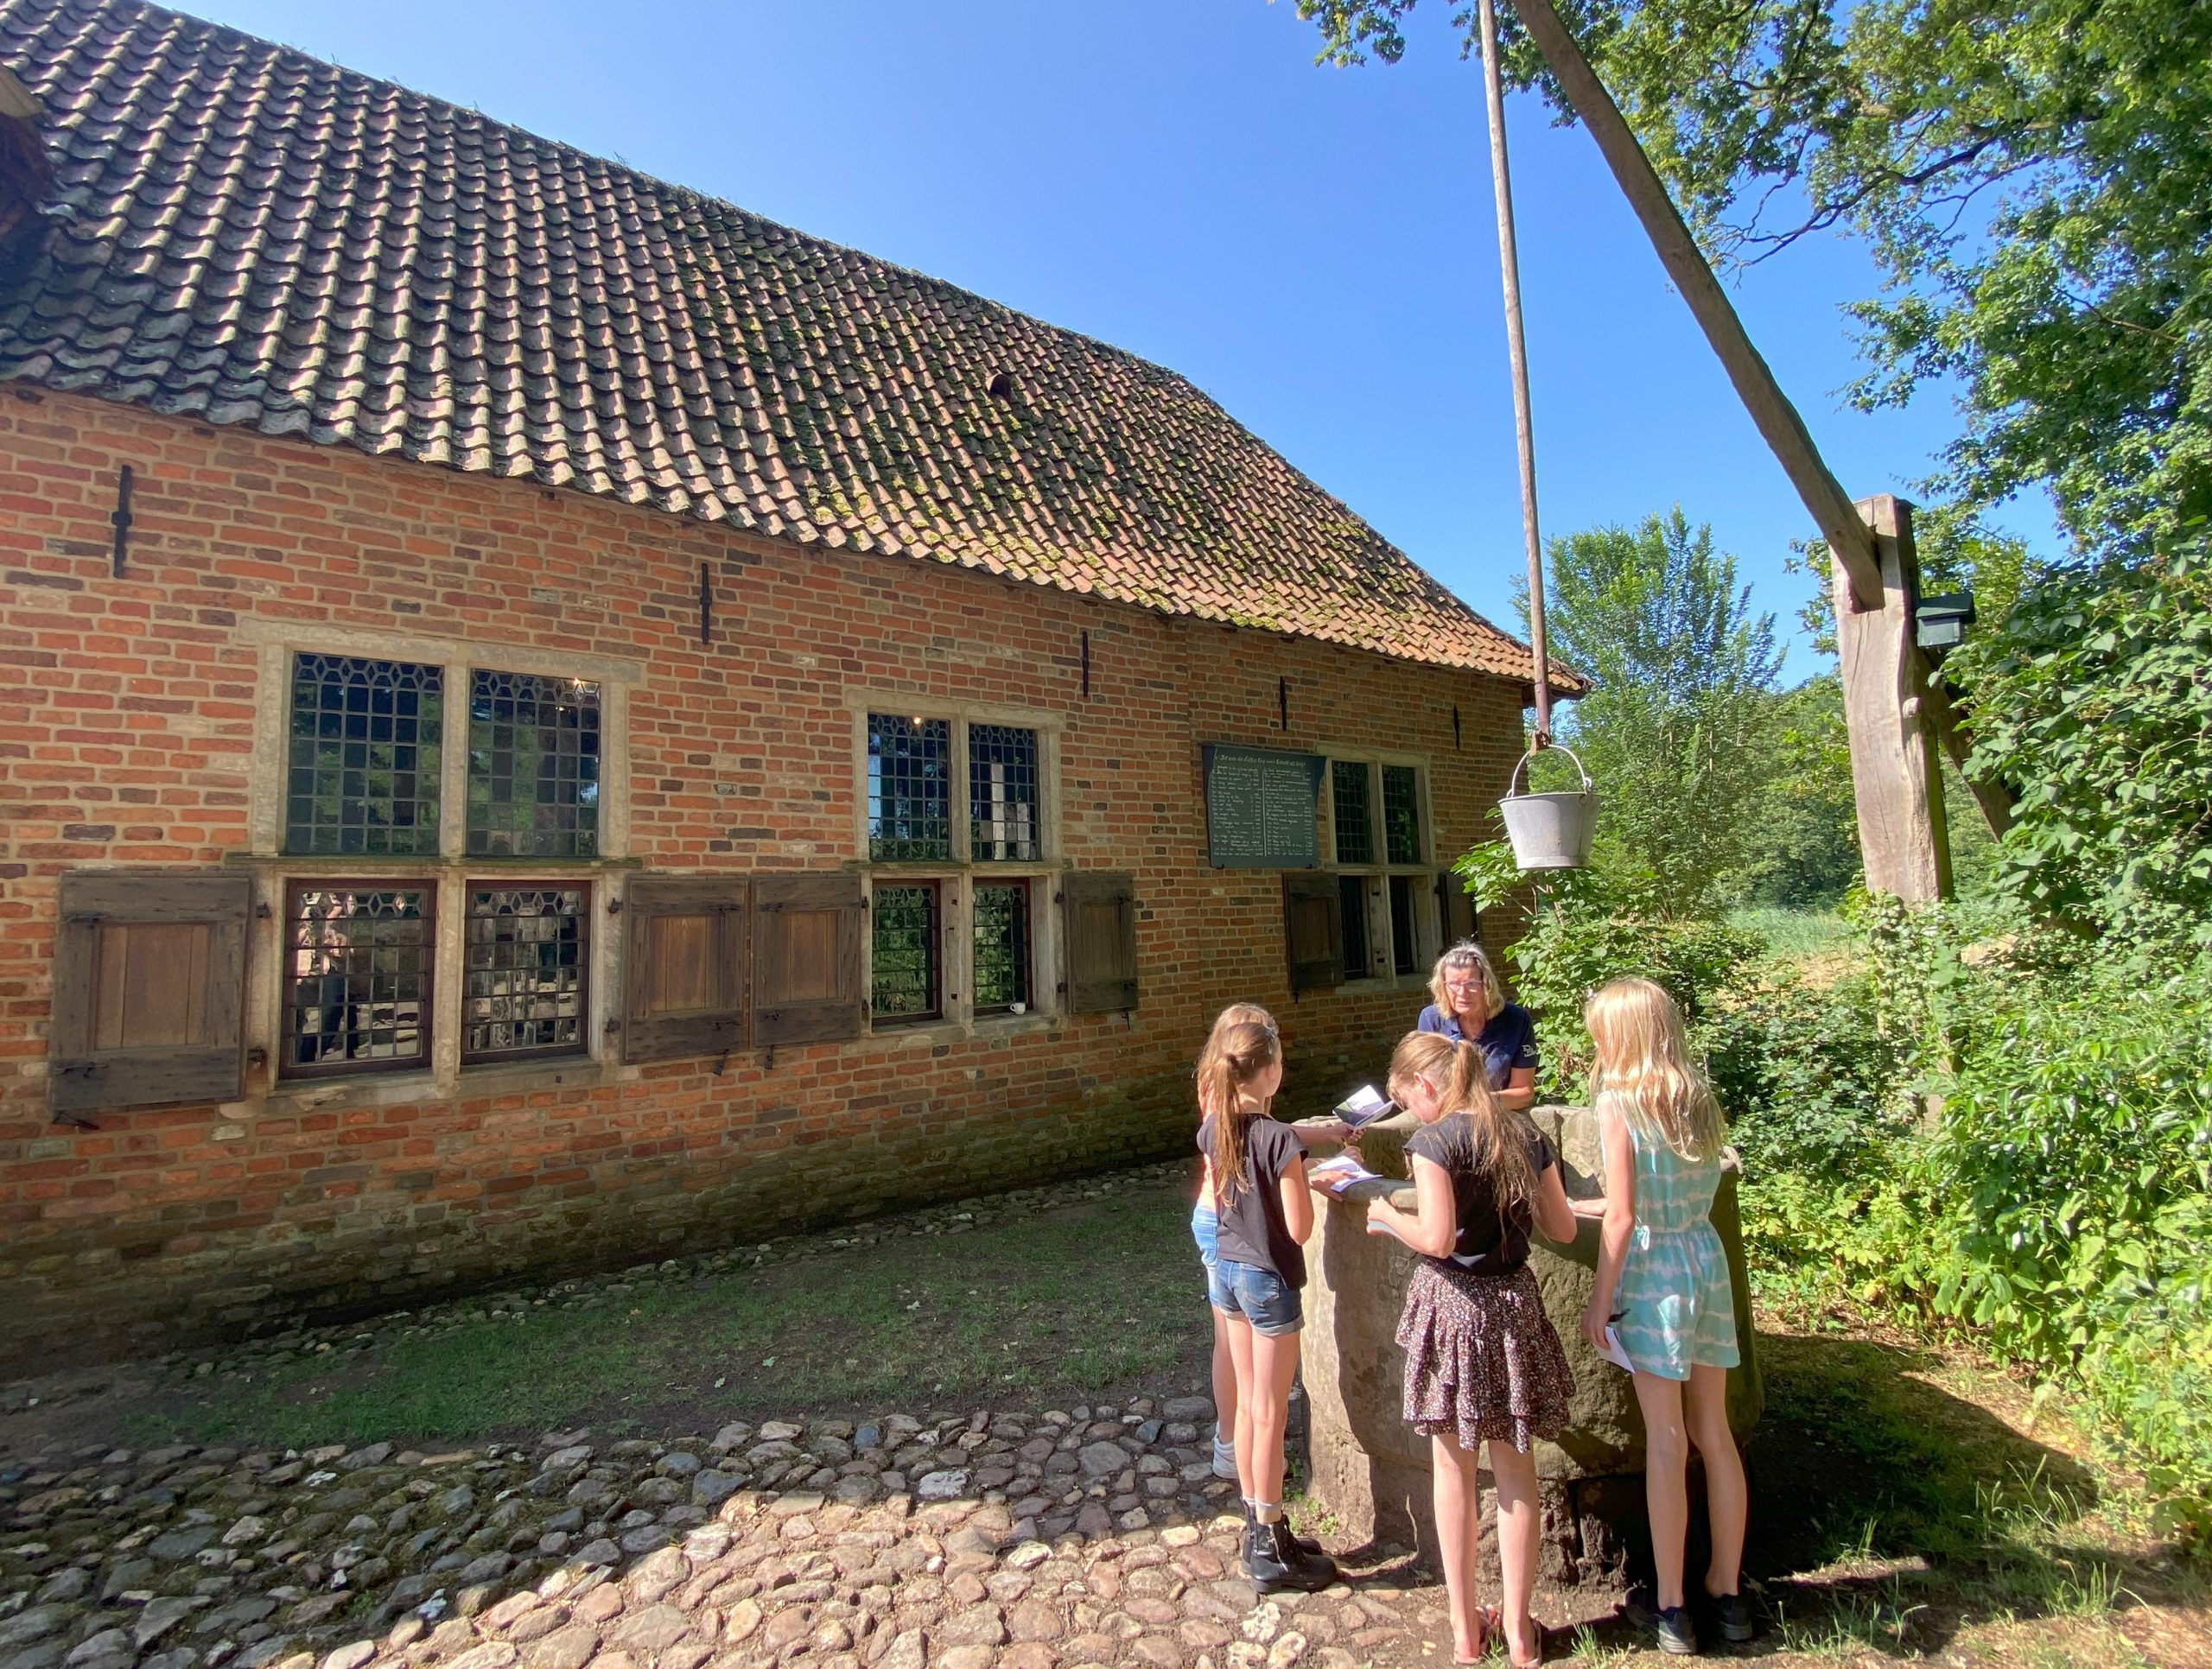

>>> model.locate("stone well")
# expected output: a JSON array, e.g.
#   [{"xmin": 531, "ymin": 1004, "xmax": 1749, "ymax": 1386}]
[{"xmin": 1300, "ymin": 1106, "xmax": 1761, "ymax": 1584}]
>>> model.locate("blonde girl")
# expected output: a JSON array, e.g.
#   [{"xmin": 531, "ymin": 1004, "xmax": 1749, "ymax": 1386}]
[
  {"xmin": 1367, "ymin": 1031, "xmax": 1577, "ymax": 1668},
  {"xmin": 1192, "ymin": 1004, "xmax": 1276, "ymax": 1481},
  {"xmin": 1197, "ymin": 1011, "xmax": 1338, "ymax": 1594},
  {"xmin": 1576, "ymin": 978, "xmax": 1751, "ymax": 1654}
]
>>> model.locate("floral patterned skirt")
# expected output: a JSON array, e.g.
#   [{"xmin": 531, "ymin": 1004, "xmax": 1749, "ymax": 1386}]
[{"xmin": 1396, "ymin": 1260, "xmax": 1574, "ymax": 1454}]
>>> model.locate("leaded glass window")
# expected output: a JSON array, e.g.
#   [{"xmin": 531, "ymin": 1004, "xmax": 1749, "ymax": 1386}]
[
  {"xmin": 1332, "ymin": 760, "xmax": 1375, "ymax": 866},
  {"xmin": 1383, "ymin": 765, "xmax": 1423, "ymax": 864},
  {"xmin": 463, "ymin": 885, "xmax": 588, "ymax": 1062},
  {"xmin": 467, "ymin": 671, "xmax": 601, "ymax": 858},
  {"xmin": 868, "ymin": 715, "xmax": 952, "ymax": 861},
  {"xmin": 973, "ymin": 882, "xmax": 1032, "ymax": 1012},
  {"xmin": 969, "ymin": 725, "xmax": 1040, "ymax": 861},
  {"xmin": 285, "ymin": 656, "xmax": 443, "ymax": 854},
  {"xmin": 282, "ymin": 884, "xmax": 434, "ymax": 1076},
  {"xmin": 870, "ymin": 883, "xmax": 940, "ymax": 1021}
]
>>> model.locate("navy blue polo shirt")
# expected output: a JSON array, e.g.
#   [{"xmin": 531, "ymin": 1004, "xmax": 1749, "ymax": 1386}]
[{"xmin": 1415, "ymin": 999, "xmax": 1540, "ymax": 1090}]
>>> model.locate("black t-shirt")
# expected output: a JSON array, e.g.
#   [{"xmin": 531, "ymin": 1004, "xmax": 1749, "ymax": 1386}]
[
  {"xmin": 1198, "ymin": 1114, "xmax": 1306, "ymax": 1290},
  {"xmin": 1402, "ymin": 1111, "xmax": 1557, "ymax": 1276}
]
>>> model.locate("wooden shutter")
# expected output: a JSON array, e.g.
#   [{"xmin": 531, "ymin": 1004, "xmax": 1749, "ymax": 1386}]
[
  {"xmin": 622, "ymin": 878, "xmax": 748, "ymax": 1063},
  {"xmin": 754, "ymin": 873, "xmax": 865, "ymax": 1044},
  {"xmin": 1438, "ymin": 872, "xmax": 1478, "ymax": 947},
  {"xmin": 1284, "ymin": 873, "xmax": 1343, "ymax": 994},
  {"xmin": 1063, "ymin": 871, "xmax": 1139, "ymax": 1014},
  {"xmin": 51, "ymin": 872, "xmax": 249, "ymax": 1112}
]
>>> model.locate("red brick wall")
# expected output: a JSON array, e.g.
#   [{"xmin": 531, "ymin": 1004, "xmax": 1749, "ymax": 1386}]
[{"xmin": 0, "ymin": 388, "xmax": 1533, "ymax": 1365}]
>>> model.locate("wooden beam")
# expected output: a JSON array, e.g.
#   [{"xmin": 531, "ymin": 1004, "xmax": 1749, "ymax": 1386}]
[
  {"xmin": 1836, "ymin": 497, "xmax": 1951, "ymax": 900},
  {"xmin": 1507, "ymin": 0, "xmax": 1885, "ymax": 611},
  {"xmin": 1922, "ymin": 676, "xmax": 2015, "ymax": 838}
]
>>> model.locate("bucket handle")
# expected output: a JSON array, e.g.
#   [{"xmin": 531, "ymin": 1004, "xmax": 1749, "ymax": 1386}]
[{"xmin": 1506, "ymin": 742, "xmax": 1592, "ymax": 798}]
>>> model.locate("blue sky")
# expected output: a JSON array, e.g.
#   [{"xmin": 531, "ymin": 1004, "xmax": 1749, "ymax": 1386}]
[{"xmin": 181, "ymin": 0, "xmax": 2050, "ymax": 680}]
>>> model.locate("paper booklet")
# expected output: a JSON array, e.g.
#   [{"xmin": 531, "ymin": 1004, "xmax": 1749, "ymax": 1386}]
[
  {"xmin": 1332, "ymin": 1084, "xmax": 1394, "ymax": 1128},
  {"xmin": 1306, "ymin": 1152, "xmax": 1381, "ymax": 1196}
]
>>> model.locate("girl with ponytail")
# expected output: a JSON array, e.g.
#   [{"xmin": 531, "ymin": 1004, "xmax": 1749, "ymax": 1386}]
[
  {"xmin": 1367, "ymin": 1031, "xmax": 1578, "ymax": 1668},
  {"xmin": 1193, "ymin": 1006, "xmax": 1338, "ymax": 1594}
]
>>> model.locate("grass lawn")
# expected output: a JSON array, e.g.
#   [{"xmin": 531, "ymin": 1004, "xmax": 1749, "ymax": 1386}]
[
  {"xmin": 1727, "ymin": 905, "xmax": 1855, "ymax": 961},
  {"xmin": 124, "ymin": 1175, "xmax": 1212, "ymax": 1450}
]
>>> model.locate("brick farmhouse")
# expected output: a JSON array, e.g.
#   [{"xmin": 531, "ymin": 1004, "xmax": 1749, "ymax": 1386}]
[{"xmin": 0, "ymin": 0, "xmax": 1578, "ymax": 1363}]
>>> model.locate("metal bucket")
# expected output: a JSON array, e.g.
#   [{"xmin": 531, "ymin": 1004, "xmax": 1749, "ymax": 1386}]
[{"xmin": 1499, "ymin": 744, "xmax": 1595, "ymax": 870}]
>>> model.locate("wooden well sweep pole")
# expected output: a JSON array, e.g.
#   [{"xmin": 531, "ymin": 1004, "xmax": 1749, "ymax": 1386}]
[
  {"xmin": 1476, "ymin": 0, "xmax": 1554, "ymax": 746},
  {"xmin": 1494, "ymin": 0, "xmax": 2014, "ymax": 889}
]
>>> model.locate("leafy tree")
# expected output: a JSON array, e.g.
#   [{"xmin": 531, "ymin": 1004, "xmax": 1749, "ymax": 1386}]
[
  {"xmin": 1948, "ymin": 546, "xmax": 2212, "ymax": 948},
  {"xmin": 1737, "ymin": 673, "xmax": 1859, "ymax": 909},
  {"xmin": 1295, "ymin": 0, "xmax": 2212, "ymax": 565},
  {"xmin": 1527, "ymin": 508, "xmax": 1783, "ymax": 915}
]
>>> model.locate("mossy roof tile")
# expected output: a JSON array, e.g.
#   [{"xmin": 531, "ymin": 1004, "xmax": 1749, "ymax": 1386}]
[{"xmin": 0, "ymin": 0, "xmax": 1583, "ymax": 686}]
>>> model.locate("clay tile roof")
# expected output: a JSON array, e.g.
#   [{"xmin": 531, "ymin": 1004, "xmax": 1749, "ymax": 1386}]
[{"xmin": 0, "ymin": 0, "xmax": 1584, "ymax": 688}]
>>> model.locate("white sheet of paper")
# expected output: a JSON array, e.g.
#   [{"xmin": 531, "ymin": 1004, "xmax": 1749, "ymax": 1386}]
[
  {"xmin": 1599, "ymin": 1324, "xmax": 1637, "ymax": 1374},
  {"xmin": 1306, "ymin": 1152, "xmax": 1379, "ymax": 1195}
]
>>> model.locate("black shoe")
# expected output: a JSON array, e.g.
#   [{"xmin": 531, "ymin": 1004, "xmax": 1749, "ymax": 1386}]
[
  {"xmin": 1240, "ymin": 1501, "xmax": 1326, "ymax": 1558},
  {"xmin": 1654, "ymin": 1604, "xmax": 1699, "ymax": 1656},
  {"xmin": 1245, "ymin": 1516, "xmax": 1338, "ymax": 1595},
  {"xmin": 1704, "ymin": 1589, "xmax": 1755, "ymax": 1643}
]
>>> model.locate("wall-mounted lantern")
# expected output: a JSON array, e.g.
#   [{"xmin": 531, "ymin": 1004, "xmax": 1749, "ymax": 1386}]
[{"xmin": 1915, "ymin": 591, "xmax": 1975, "ymax": 658}]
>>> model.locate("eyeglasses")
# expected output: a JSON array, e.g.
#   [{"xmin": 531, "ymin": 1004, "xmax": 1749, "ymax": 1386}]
[{"xmin": 1444, "ymin": 974, "xmax": 1485, "ymax": 990}]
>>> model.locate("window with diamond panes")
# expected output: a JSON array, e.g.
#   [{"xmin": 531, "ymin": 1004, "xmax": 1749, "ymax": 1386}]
[
  {"xmin": 286, "ymin": 656, "xmax": 443, "ymax": 854},
  {"xmin": 467, "ymin": 671, "xmax": 601, "ymax": 858},
  {"xmin": 462, "ymin": 885, "xmax": 588, "ymax": 1063},
  {"xmin": 969, "ymin": 725, "xmax": 1040, "ymax": 861},
  {"xmin": 1383, "ymin": 765, "xmax": 1423, "ymax": 864},
  {"xmin": 1332, "ymin": 761, "xmax": 1375, "ymax": 865},
  {"xmin": 973, "ymin": 883, "xmax": 1032, "ymax": 1012},
  {"xmin": 870, "ymin": 884, "xmax": 941, "ymax": 1022},
  {"xmin": 282, "ymin": 885, "xmax": 435, "ymax": 1076},
  {"xmin": 868, "ymin": 715, "xmax": 952, "ymax": 860}
]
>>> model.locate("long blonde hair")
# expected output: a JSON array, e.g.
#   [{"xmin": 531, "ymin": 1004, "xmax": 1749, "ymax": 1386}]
[
  {"xmin": 1386, "ymin": 1030, "xmax": 1536, "ymax": 1213},
  {"xmin": 1197, "ymin": 1007, "xmax": 1281, "ymax": 1203},
  {"xmin": 1583, "ymin": 977, "xmax": 1724, "ymax": 1161},
  {"xmin": 1428, "ymin": 940, "xmax": 1506, "ymax": 1021}
]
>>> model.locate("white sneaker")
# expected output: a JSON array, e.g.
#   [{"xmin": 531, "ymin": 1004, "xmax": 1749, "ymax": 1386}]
[{"xmin": 1211, "ymin": 1435, "xmax": 1238, "ymax": 1480}]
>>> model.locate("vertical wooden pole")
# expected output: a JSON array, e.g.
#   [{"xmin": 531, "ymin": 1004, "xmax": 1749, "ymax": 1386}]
[
  {"xmin": 1835, "ymin": 496, "xmax": 1952, "ymax": 901},
  {"xmin": 1477, "ymin": 0, "xmax": 1554, "ymax": 744}
]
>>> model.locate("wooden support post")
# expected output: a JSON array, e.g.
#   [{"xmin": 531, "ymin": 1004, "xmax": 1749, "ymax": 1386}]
[{"xmin": 1836, "ymin": 496, "xmax": 1951, "ymax": 901}]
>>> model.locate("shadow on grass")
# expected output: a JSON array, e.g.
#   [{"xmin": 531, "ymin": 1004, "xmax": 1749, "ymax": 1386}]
[
  {"xmin": 122, "ymin": 1182, "xmax": 1213, "ymax": 1451},
  {"xmin": 1562, "ymin": 1329, "xmax": 2195, "ymax": 1660}
]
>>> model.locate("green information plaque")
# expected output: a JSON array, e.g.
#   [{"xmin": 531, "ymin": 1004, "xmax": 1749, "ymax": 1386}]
[{"xmin": 1203, "ymin": 745, "xmax": 1325, "ymax": 868}]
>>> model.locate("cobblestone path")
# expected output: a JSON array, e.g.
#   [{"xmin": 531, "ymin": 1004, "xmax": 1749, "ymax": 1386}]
[{"xmin": 1, "ymin": 1402, "xmax": 1440, "ymax": 1669}]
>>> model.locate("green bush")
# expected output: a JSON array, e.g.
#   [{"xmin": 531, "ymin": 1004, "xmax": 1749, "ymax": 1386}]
[
  {"xmin": 1462, "ymin": 848, "xmax": 2212, "ymax": 1543},
  {"xmin": 1457, "ymin": 841, "xmax": 1762, "ymax": 1100}
]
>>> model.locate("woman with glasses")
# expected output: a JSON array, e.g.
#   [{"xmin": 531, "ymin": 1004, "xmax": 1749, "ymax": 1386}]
[{"xmin": 1417, "ymin": 942, "xmax": 1538, "ymax": 1112}]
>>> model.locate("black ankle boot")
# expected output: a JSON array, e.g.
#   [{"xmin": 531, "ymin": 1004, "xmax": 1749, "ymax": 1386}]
[
  {"xmin": 1241, "ymin": 1501, "xmax": 1325, "ymax": 1558},
  {"xmin": 1244, "ymin": 1515, "xmax": 1338, "ymax": 1595}
]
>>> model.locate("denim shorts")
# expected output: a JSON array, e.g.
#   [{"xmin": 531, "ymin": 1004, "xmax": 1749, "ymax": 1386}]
[
  {"xmin": 1207, "ymin": 1256, "xmax": 1304, "ymax": 1336},
  {"xmin": 1192, "ymin": 1202, "xmax": 1219, "ymax": 1268}
]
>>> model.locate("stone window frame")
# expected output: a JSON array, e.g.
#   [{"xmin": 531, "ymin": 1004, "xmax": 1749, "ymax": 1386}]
[
  {"xmin": 235, "ymin": 622, "xmax": 645, "ymax": 1107},
  {"xmin": 846, "ymin": 693, "xmax": 1065, "ymax": 1044},
  {"xmin": 1324, "ymin": 752, "xmax": 1443, "ymax": 993}
]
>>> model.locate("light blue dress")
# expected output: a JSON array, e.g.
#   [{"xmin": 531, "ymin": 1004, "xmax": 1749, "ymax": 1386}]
[{"xmin": 1605, "ymin": 1095, "xmax": 1740, "ymax": 1381}]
